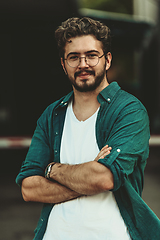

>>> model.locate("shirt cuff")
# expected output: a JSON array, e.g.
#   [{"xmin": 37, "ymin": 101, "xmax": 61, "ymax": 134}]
[{"xmin": 98, "ymin": 148, "xmax": 127, "ymax": 191}]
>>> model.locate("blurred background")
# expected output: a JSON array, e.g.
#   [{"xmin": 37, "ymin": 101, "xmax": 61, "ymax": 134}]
[{"xmin": 0, "ymin": 0, "xmax": 160, "ymax": 239}]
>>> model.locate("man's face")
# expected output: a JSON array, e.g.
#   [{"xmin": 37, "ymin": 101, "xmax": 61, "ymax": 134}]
[{"xmin": 61, "ymin": 35, "xmax": 111, "ymax": 92}]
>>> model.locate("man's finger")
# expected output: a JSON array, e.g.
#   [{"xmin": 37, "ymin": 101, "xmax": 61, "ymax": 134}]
[{"xmin": 98, "ymin": 147, "xmax": 112, "ymax": 159}]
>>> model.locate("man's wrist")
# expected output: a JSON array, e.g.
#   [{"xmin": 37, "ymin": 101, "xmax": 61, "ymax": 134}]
[{"xmin": 45, "ymin": 162, "xmax": 57, "ymax": 180}]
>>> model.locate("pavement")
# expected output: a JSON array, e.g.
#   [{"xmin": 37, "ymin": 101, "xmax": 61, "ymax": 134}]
[{"xmin": 0, "ymin": 146, "xmax": 160, "ymax": 240}]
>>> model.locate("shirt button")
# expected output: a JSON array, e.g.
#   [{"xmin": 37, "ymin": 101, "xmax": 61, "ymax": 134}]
[
  {"xmin": 41, "ymin": 218, "xmax": 44, "ymax": 222},
  {"xmin": 55, "ymin": 113, "xmax": 58, "ymax": 116},
  {"xmin": 55, "ymin": 132, "xmax": 58, "ymax": 135},
  {"xmin": 55, "ymin": 150, "xmax": 57, "ymax": 153},
  {"xmin": 64, "ymin": 102, "xmax": 67, "ymax": 106},
  {"xmin": 107, "ymin": 98, "xmax": 111, "ymax": 102},
  {"xmin": 117, "ymin": 149, "xmax": 121, "ymax": 153}
]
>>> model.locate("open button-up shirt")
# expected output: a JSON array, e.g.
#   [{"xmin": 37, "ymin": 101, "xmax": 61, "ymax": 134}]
[{"xmin": 16, "ymin": 82, "xmax": 160, "ymax": 240}]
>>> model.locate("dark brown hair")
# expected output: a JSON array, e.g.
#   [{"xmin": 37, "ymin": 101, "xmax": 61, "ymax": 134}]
[{"xmin": 55, "ymin": 17, "xmax": 111, "ymax": 58}]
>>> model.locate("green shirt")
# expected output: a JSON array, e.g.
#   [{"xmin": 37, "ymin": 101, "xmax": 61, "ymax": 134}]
[{"xmin": 16, "ymin": 82, "xmax": 160, "ymax": 240}]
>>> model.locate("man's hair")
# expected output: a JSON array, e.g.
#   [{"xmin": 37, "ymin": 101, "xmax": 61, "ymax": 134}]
[{"xmin": 55, "ymin": 17, "xmax": 111, "ymax": 58}]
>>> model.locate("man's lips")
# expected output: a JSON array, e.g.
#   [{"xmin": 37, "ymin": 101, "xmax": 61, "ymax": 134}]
[{"xmin": 75, "ymin": 70, "xmax": 95, "ymax": 79}]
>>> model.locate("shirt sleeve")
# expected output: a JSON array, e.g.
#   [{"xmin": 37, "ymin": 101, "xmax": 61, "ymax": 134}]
[
  {"xmin": 16, "ymin": 110, "xmax": 52, "ymax": 186},
  {"xmin": 98, "ymin": 103, "xmax": 150, "ymax": 192}
]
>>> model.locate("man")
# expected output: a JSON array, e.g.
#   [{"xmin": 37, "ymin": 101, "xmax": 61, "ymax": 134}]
[{"xmin": 16, "ymin": 17, "xmax": 160, "ymax": 240}]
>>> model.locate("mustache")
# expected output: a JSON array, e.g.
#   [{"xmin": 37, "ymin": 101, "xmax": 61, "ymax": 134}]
[{"xmin": 74, "ymin": 70, "xmax": 95, "ymax": 78}]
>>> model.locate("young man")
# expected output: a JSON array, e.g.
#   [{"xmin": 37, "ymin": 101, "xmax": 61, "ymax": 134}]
[{"xmin": 16, "ymin": 17, "xmax": 160, "ymax": 240}]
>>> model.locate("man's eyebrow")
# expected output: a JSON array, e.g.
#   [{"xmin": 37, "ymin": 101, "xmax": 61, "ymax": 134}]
[
  {"xmin": 85, "ymin": 50, "xmax": 100, "ymax": 54},
  {"xmin": 66, "ymin": 52, "xmax": 79, "ymax": 58},
  {"xmin": 66, "ymin": 50, "xmax": 100, "ymax": 58}
]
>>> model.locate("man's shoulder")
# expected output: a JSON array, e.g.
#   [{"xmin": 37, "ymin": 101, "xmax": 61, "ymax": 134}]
[
  {"xmin": 101, "ymin": 82, "xmax": 145, "ymax": 110},
  {"xmin": 102, "ymin": 82, "xmax": 146, "ymax": 112},
  {"xmin": 45, "ymin": 98, "xmax": 63, "ymax": 113},
  {"xmin": 100, "ymin": 83, "xmax": 149, "ymax": 126},
  {"xmin": 117, "ymin": 88, "xmax": 146, "ymax": 111},
  {"xmin": 39, "ymin": 91, "xmax": 73, "ymax": 120}
]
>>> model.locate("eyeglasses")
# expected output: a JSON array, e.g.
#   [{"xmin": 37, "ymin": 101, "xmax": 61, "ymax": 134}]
[{"xmin": 64, "ymin": 53, "xmax": 105, "ymax": 68}]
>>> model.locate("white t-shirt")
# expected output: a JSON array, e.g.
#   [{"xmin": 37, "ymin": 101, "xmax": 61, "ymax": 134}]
[{"xmin": 43, "ymin": 102, "xmax": 131, "ymax": 240}]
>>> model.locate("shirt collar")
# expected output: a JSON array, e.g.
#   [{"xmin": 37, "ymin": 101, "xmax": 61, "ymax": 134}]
[
  {"xmin": 58, "ymin": 81, "xmax": 121, "ymax": 107},
  {"xmin": 97, "ymin": 81, "xmax": 121, "ymax": 104},
  {"xmin": 59, "ymin": 91, "xmax": 73, "ymax": 107}
]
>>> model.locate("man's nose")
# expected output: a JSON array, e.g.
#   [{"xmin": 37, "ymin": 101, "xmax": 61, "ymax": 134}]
[{"xmin": 78, "ymin": 57, "xmax": 89, "ymax": 68}]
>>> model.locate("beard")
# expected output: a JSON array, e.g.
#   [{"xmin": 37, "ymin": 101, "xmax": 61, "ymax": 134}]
[{"xmin": 66, "ymin": 63, "xmax": 107, "ymax": 92}]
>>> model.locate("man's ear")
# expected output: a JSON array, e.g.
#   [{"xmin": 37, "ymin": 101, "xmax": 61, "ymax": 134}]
[
  {"xmin": 105, "ymin": 52, "xmax": 112, "ymax": 71},
  {"xmin": 61, "ymin": 58, "xmax": 67, "ymax": 75}
]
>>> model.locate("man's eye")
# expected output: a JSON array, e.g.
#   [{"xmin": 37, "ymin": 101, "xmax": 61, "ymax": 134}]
[
  {"xmin": 69, "ymin": 56, "xmax": 79, "ymax": 61},
  {"xmin": 87, "ymin": 54, "xmax": 97, "ymax": 59}
]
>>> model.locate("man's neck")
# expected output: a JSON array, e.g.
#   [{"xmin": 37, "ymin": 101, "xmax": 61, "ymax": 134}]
[{"xmin": 72, "ymin": 80, "xmax": 109, "ymax": 122}]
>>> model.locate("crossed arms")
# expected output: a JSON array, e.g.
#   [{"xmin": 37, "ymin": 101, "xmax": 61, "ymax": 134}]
[{"xmin": 21, "ymin": 145, "xmax": 113, "ymax": 204}]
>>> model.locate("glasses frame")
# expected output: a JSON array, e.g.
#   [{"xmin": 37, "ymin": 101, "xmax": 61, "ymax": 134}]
[{"xmin": 64, "ymin": 53, "xmax": 105, "ymax": 68}]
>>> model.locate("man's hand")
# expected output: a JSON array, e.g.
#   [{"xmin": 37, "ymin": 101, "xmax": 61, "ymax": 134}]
[{"xmin": 94, "ymin": 145, "xmax": 112, "ymax": 161}]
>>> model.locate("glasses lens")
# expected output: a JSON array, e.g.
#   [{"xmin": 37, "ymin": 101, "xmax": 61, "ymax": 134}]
[
  {"xmin": 86, "ymin": 54, "xmax": 99, "ymax": 67},
  {"xmin": 66, "ymin": 54, "xmax": 99, "ymax": 68},
  {"xmin": 67, "ymin": 55, "xmax": 79, "ymax": 68}
]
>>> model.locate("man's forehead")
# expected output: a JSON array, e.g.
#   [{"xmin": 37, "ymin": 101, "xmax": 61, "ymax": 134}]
[{"xmin": 64, "ymin": 35, "xmax": 103, "ymax": 54}]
